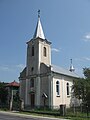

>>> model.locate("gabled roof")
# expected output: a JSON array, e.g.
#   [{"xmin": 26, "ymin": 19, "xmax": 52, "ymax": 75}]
[
  {"xmin": 51, "ymin": 64, "xmax": 79, "ymax": 78},
  {"xmin": 33, "ymin": 17, "xmax": 45, "ymax": 39},
  {"xmin": 6, "ymin": 80, "xmax": 19, "ymax": 87}
]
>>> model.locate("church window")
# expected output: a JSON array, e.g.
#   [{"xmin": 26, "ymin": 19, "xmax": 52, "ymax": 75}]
[
  {"xmin": 30, "ymin": 79, "xmax": 34, "ymax": 87},
  {"xmin": 67, "ymin": 83, "xmax": 69, "ymax": 95},
  {"xmin": 43, "ymin": 47, "xmax": 47, "ymax": 57},
  {"xmin": 56, "ymin": 81, "xmax": 60, "ymax": 96},
  {"xmin": 31, "ymin": 67, "xmax": 34, "ymax": 72},
  {"xmin": 32, "ymin": 46, "xmax": 34, "ymax": 56}
]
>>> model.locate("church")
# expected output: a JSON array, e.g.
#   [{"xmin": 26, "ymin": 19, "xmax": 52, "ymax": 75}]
[{"xmin": 19, "ymin": 11, "xmax": 79, "ymax": 109}]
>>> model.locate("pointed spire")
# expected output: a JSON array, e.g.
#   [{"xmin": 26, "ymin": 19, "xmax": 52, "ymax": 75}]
[
  {"xmin": 69, "ymin": 59, "xmax": 75, "ymax": 72},
  {"xmin": 33, "ymin": 10, "xmax": 45, "ymax": 39}
]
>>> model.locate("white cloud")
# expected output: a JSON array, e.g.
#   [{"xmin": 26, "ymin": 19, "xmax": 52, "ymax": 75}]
[
  {"xmin": 74, "ymin": 58, "xmax": 84, "ymax": 62},
  {"xmin": 75, "ymin": 57, "xmax": 90, "ymax": 62},
  {"xmin": 51, "ymin": 48, "xmax": 60, "ymax": 52},
  {"xmin": 0, "ymin": 64, "xmax": 25, "ymax": 72},
  {"xmin": 83, "ymin": 33, "xmax": 90, "ymax": 42},
  {"xmin": 16, "ymin": 64, "xmax": 25, "ymax": 69},
  {"xmin": 0, "ymin": 66, "xmax": 11, "ymax": 71},
  {"xmin": 83, "ymin": 57, "xmax": 90, "ymax": 61}
]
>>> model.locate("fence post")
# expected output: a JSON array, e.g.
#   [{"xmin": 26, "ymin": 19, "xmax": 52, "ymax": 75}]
[{"xmin": 86, "ymin": 105, "xmax": 89, "ymax": 117}]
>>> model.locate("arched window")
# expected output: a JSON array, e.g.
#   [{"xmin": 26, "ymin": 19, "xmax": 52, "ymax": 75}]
[
  {"xmin": 30, "ymin": 79, "xmax": 34, "ymax": 87},
  {"xmin": 56, "ymin": 81, "xmax": 60, "ymax": 96},
  {"xmin": 32, "ymin": 46, "xmax": 34, "ymax": 56},
  {"xmin": 67, "ymin": 83, "xmax": 69, "ymax": 95},
  {"xmin": 43, "ymin": 47, "xmax": 46, "ymax": 57}
]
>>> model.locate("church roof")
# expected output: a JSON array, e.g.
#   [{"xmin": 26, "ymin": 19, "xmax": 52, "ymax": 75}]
[
  {"xmin": 20, "ymin": 67, "xmax": 26, "ymax": 79},
  {"xmin": 51, "ymin": 65, "xmax": 79, "ymax": 78},
  {"xmin": 33, "ymin": 16, "xmax": 45, "ymax": 39}
]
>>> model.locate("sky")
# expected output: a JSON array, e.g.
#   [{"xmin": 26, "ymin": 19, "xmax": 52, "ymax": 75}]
[{"xmin": 0, "ymin": 0, "xmax": 90, "ymax": 82}]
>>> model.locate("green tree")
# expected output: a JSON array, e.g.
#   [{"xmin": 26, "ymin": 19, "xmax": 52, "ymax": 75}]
[
  {"xmin": 0, "ymin": 82, "xmax": 8, "ymax": 104},
  {"xmin": 72, "ymin": 68, "xmax": 90, "ymax": 108}
]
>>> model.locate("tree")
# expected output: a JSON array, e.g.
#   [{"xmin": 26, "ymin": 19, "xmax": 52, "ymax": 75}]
[
  {"xmin": 72, "ymin": 68, "xmax": 90, "ymax": 109},
  {"xmin": 0, "ymin": 82, "xmax": 8, "ymax": 104},
  {"xmin": 83, "ymin": 68, "xmax": 90, "ymax": 79}
]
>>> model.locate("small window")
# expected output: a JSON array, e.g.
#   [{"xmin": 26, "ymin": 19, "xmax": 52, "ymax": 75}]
[
  {"xmin": 30, "ymin": 79, "xmax": 34, "ymax": 87},
  {"xmin": 43, "ymin": 47, "xmax": 46, "ymax": 57},
  {"xmin": 56, "ymin": 81, "xmax": 60, "ymax": 96},
  {"xmin": 32, "ymin": 46, "xmax": 34, "ymax": 56},
  {"xmin": 31, "ymin": 67, "xmax": 34, "ymax": 72},
  {"xmin": 67, "ymin": 83, "xmax": 69, "ymax": 95}
]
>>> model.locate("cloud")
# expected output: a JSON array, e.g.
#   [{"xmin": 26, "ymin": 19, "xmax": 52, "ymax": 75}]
[
  {"xmin": 83, "ymin": 33, "xmax": 90, "ymax": 42},
  {"xmin": 0, "ymin": 64, "xmax": 25, "ymax": 72},
  {"xmin": 51, "ymin": 48, "xmax": 60, "ymax": 52},
  {"xmin": 16, "ymin": 64, "xmax": 25, "ymax": 69},
  {"xmin": 83, "ymin": 57, "xmax": 90, "ymax": 61},
  {"xmin": 75, "ymin": 57, "xmax": 90, "ymax": 62},
  {"xmin": 0, "ymin": 66, "xmax": 11, "ymax": 72},
  {"xmin": 74, "ymin": 58, "xmax": 84, "ymax": 62}
]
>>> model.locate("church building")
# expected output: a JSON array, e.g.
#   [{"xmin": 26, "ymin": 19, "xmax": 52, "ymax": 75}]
[{"xmin": 19, "ymin": 11, "xmax": 79, "ymax": 109}]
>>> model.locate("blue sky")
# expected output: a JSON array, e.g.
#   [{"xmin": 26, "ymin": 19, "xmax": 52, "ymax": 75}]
[{"xmin": 0, "ymin": 0, "xmax": 90, "ymax": 82}]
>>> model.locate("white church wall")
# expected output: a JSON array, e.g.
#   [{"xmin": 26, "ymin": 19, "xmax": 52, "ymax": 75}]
[{"xmin": 52, "ymin": 74, "xmax": 74, "ymax": 109}]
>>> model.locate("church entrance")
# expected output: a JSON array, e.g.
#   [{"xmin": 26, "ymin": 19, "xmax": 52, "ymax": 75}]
[{"xmin": 30, "ymin": 93, "xmax": 35, "ymax": 108}]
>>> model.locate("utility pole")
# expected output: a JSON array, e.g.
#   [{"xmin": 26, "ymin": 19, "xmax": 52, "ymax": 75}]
[{"xmin": 10, "ymin": 88, "xmax": 13, "ymax": 111}]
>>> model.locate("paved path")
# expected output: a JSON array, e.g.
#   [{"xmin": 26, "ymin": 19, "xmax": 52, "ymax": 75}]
[{"xmin": 0, "ymin": 111, "xmax": 69, "ymax": 120}]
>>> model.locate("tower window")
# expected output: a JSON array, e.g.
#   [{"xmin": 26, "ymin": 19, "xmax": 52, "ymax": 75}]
[
  {"xmin": 32, "ymin": 46, "xmax": 34, "ymax": 56},
  {"xmin": 67, "ymin": 83, "xmax": 69, "ymax": 95},
  {"xmin": 30, "ymin": 79, "xmax": 34, "ymax": 87},
  {"xmin": 43, "ymin": 47, "xmax": 47, "ymax": 57},
  {"xmin": 56, "ymin": 81, "xmax": 60, "ymax": 96},
  {"xmin": 31, "ymin": 67, "xmax": 34, "ymax": 72}
]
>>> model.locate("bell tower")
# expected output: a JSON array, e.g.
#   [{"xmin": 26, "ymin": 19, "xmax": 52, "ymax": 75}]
[
  {"xmin": 25, "ymin": 10, "xmax": 51, "ymax": 107},
  {"xmin": 26, "ymin": 10, "xmax": 51, "ymax": 76}
]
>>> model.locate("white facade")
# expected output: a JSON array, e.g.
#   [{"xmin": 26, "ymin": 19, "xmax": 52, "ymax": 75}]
[{"xmin": 19, "ymin": 14, "xmax": 79, "ymax": 109}]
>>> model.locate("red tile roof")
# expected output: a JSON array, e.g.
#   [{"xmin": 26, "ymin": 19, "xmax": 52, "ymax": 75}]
[{"xmin": 6, "ymin": 80, "xmax": 19, "ymax": 87}]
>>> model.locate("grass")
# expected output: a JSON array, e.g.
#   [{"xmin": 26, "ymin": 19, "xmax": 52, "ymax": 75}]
[
  {"xmin": 0, "ymin": 107, "xmax": 90, "ymax": 120},
  {"xmin": 19, "ymin": 109, "xmax": 90, "ymax": 120}
]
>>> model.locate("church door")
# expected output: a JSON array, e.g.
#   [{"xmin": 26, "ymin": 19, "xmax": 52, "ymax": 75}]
[{"xmin": 31, "ymin": 94, "xmax": 35, "ymax": 108}]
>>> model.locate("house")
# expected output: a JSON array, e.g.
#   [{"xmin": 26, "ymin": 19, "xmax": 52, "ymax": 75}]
[
  {"xmin": 19, "ymin": 11, "xmax": 79, "ymax": 109},
  {"xmin": 6, "ymin": 80, "xmax": 20, "ymax": 110}
]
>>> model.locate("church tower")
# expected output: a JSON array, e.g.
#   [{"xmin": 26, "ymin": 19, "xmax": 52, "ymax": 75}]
[
  {"xmin": 26, "ymin": 10, "xmax": 51, "ymax": 76},
  {"xmin": 25, "ymin": 10, "xmax": 51, "ymax": 107}
]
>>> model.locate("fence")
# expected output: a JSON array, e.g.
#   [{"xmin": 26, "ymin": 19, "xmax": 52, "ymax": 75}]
[
  {"xmin": 24, "ymin": 105, "xmax": 90, "ymax": 118},
  {"xmin": 0, "ymin": 103, "xmax": 90, "ymax": 118}
]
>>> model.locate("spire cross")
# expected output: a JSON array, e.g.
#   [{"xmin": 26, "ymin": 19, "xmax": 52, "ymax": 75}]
[
  {"xmin": 38, "ymin": 10, "xmax": 40, "ymax": 18},
  {"xmin": 70, "ymin": 59, "xmax": 72, "ymax": 64}
]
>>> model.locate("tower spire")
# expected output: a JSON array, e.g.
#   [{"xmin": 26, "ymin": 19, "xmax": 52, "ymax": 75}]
[
  {"xmin": 69, "ymin": 59, "xmax": 75, "ymax": 72},
  {"xmin": 33, "ymin": 10, "xmax": 45, "ymax": 39}
]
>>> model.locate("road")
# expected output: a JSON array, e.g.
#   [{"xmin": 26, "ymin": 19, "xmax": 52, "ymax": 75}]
[{"xmin": 0, "ymin": 112, "xmax": 68, "ymax": 120}]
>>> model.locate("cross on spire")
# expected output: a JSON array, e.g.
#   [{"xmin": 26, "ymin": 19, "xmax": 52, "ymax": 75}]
[
  {"xmin": 70, "ymin": 59, "xmax": 72, "ymax": 64},
  {"xmin": 38, "ymin": 10, "xmax": 40, "ymax": 18},
  {"xmin": 33, "ymin": 10, "xmax": 45, "ymax": 39}
]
